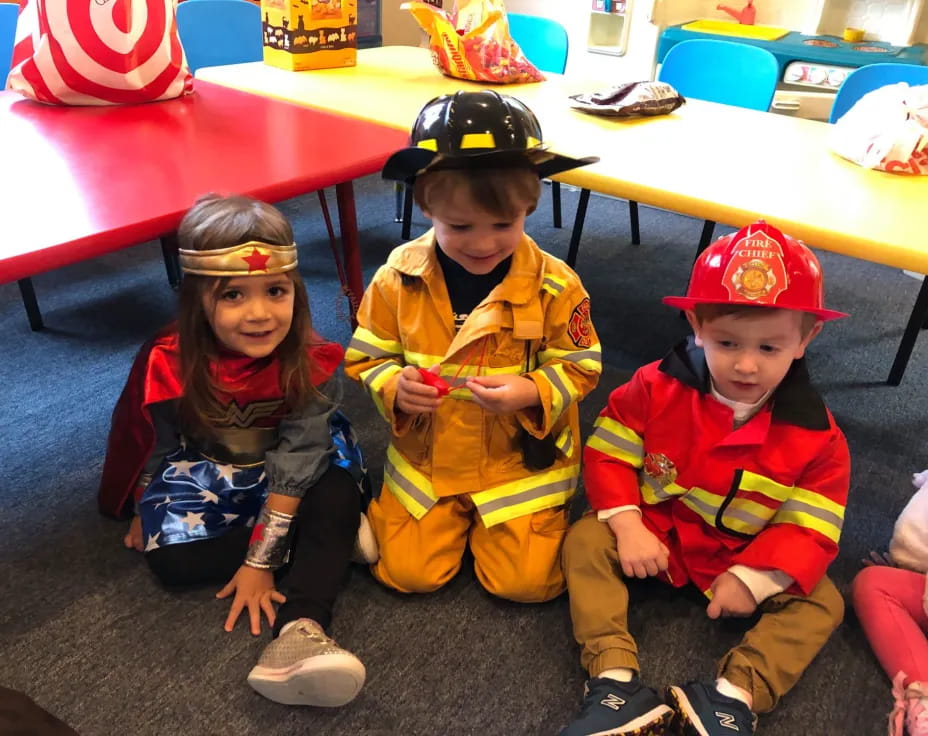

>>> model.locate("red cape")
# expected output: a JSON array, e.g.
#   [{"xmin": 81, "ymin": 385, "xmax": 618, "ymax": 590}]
[{"xmin": 97, "ymin": 326, "xmax": 345, "ymax": 518}]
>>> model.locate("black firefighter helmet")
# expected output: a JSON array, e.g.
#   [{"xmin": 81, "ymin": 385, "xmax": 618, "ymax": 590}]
[{"xmin": 381, "ymin": 90, "xmax": 598, "ymax": 183}]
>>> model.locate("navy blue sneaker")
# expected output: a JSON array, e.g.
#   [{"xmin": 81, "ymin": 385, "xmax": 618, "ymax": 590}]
[
  {"xmin": 666, "ymin": 682, "xmax": 757, "ymax": 736},
  {"xmin": 560, "ymin": 676, "xmax": 674, "ymax": 735}
]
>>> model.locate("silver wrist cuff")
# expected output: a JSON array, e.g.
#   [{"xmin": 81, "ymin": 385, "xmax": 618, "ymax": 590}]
[{"xmin": 245, "ymin": 507, "xmax": 295, "ymax": 570}]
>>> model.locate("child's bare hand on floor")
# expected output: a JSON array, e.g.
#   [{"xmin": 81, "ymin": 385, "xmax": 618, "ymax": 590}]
[
  {"xmin": 467, "ymin": 375, "xmax": 540, "ymax": 414},
  {"xmin": 706, "ymin": 572, "xmax": 757, "ymax": 619},
  {"xmin": 397, "ymin": 365, "xmax": 443, "ymax": 415},
  {"xmin": 123, "ymin": 515, "xmax": 144, "ymax": 552},
  {"xmin": 607, "ymin": 510, "xmax": 670, "ymax": 579},
  {"xmin": 216, "ymin": 564, "xmax": 286, "ymax": 635}
]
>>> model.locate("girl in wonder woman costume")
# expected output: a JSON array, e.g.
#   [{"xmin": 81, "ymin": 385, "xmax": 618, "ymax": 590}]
[{"xmin": 98, "ymin": 194, "xmax": 374, "ymax": 707}]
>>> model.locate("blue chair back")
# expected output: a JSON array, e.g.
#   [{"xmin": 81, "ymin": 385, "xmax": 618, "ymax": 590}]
[
  {"xmin": 657, "ymin": 39, "xmax": 779, "ymax": 111},
  {"xmin": 176, "ymin": 0, "xmax": 263, "ymax": 74},
  {"xmin": 829, "ymin": 62, "xmax": 928, "ymax": 123},
  {"xmin": 1, "ymin": 2, "xmax": 18, "ymax": 88},
  {"xmin": 508, "ymin": 13, "xmax": 568, "ymax": 74}
]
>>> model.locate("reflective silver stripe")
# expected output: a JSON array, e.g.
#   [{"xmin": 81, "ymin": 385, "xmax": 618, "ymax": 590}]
[
  {"xmin": 722, "ymin": 505, "xmax": 771, "ymax": 530},
  {"xmin": 540, "ymin": 364, "xmax": 571, "ymax": 408},
  {"xmin": 348, "ymin": 336, "xmax": 400, "ymax": 359},
  {"xmin": 362, "ymin": 359, "xmax": 401, "ymax": 390},
  {"xmin": 542, "ymin": 277, "xmax": 565, "ymax": 294},
  {"xmin": 591, "ymin": 425, "xmax": 644, "ymax": 461},
  {"xmin": 640, "ymin": 473, "xmax": 675, "ymax": 502},
  {"xmin": 476, "ymin": 477, "xmax": 576, "ymax": 516},
  {"xmin": 777, "ymin": 498, "xmax": 845, "ymax": 531},
  {"xmin": 384, "ymin": 456, "xmax": 437, "ymax": 512},
  {"xmin": 680, "ymin": 490, "xmax": 719, "ymax": 518},
  {"xmin": 555, "ymin": 349, "xmax": 600, "ymax": 364},
  {"xmin": 557, "ymin": 429, "xmax": 573, "ymax": 457}
]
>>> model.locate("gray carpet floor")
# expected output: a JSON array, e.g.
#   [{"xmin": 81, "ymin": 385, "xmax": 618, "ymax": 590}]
[{"xmin": 1, "ymin": 174, "xmax": 924, "ymax": 735}]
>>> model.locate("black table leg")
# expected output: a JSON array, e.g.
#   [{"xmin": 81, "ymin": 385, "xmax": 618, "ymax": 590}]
[
  {"xmin": 566, "ymin": 188, "xmax": 591, "ymax": 268},
  {"xmin": 888, "ymin": 276, "xmax": 928, "ymax": 386},
  {"xmin": 18, "ymin": 278, "xmax": 43, "ymax": 331},
  {"xmin": 160, "ymin": 233, "xmax": 181, "ymax": 289}
]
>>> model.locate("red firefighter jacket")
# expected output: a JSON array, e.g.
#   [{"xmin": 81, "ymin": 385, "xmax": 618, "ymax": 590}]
[{"xmin": 584, "ymin": 337, "xmax": 850, "ymax": 595}]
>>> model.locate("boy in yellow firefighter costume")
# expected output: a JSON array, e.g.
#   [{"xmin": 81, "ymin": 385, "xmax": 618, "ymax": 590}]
[
  {"xmin": 559, "ymin": 222, "xmax": 850, "ymax": 736},
  {"xmin": 344, "ymin": 90, "xmax": 601, "ymax": 603}
]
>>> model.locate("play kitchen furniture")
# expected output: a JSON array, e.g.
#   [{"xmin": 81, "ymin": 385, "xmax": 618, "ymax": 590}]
[
  {"xmin": 0, "ymin": 80, "xmax": 407, "ymax": 329},
  {"xmin": 197, "ymin": 45, "xmax": 928, "ymax": 384},
  {"xmin": 658, "ymin": 1, "xmax": 928, "ymax": 121}
]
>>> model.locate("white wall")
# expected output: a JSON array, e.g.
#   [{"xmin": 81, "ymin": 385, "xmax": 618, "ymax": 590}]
[{"xmin": 381, "ymin": 0, "xmax": 428, "ymax": 46}]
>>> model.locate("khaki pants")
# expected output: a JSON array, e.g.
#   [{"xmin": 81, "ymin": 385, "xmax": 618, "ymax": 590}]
[
  {"xmin": 561, "ymin": 514, "xmax": 844, "ymax": 713},
  {"xmin": 367, "ymin": 485, "xmax": 569, "ymax": 603}
]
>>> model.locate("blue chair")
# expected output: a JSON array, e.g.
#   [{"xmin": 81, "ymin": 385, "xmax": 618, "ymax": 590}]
[
  {"xmin": 1, "ymin": 2, "xmax": 18, "ymax": 88},
  {"xmin": 565, "ymin": 39, "xmax": 780, "ymax": 268},
  {"xmin": 509, "ymin": 13, "xmax": 569, "ymax": 229},
  {"xmin": 658, "ymin": 39, "xmax": 779, "ymax": 112},
  {"xmin": 176, "ymin": 0, "xmax": 263, "ymax": 74},
  {"xmin": 508, "ymin": 13, "xmax": 568, "ymax": 75},
  {"xmin": 829, "ymin": 63, "xmax": 928, "ymax": 385},
  {"xmin": 830, "ymin": 62, "xmax": 928, "ymax": 123}
]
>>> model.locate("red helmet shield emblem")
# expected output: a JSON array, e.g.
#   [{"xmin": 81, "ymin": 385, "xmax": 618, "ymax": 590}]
[{"xmin": 722, "ymin": 228, "xmax": 789, "ymax": 305}]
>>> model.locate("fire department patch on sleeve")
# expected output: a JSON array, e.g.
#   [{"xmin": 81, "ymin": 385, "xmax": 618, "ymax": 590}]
[{"xmin": 567, "ymin": 298, "xmax": 593, "ymax": 348}]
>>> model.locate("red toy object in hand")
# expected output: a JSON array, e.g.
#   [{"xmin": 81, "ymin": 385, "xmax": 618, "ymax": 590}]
[{"xmin": 418, "ymin": 368, "xmax": 451, "ymax": 396}]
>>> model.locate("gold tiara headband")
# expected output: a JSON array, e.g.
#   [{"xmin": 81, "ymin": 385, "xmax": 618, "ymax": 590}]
[{"xmin": 178, "ymin": 241, "xmax": 298, "ymax": 277}]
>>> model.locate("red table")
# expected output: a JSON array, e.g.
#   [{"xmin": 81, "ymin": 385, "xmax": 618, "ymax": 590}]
[{"xmin": 0, "ymin": 80, "xmax": 407, "ymax": 328}]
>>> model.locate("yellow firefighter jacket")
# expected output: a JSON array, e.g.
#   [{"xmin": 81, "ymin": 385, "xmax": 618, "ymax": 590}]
[{"xmin": 344, "ymin": 230, "xmax": 602, "ymax": 528}]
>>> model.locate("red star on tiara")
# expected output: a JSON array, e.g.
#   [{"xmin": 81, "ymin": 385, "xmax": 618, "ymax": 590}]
[{"xmin": 241, "ymin": 247, "xmax": 271, "ymax": 273}]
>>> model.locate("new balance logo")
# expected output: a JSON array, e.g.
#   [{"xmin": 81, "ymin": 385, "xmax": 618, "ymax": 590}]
[
  {"xmin": 600, "ymin": 694, "xmax": 626, "ymax": 711},
  {"xmin": 715, "ymin": 711, "xmax": 739, "ymax": 731}
]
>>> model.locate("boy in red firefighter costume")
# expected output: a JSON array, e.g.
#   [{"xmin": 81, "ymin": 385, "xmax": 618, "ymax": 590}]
[
  {"xmin": 344, "ymin": 90, "xmax": 602, "ymax": 603},
  {"xmin": 560, "ymin": 222, "xmax": 850, "ymax": 736}
]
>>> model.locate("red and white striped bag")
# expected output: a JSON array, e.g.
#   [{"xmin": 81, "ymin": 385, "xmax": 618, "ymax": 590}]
[{"xmin": 7, "ymin": 0, "xmax": 193, "ymax": 106}]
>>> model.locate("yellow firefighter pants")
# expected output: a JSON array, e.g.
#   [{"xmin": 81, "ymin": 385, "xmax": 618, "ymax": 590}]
[
  {"xmin": 561, "ymin": 514, "xmax": 844, "ymax": 713},
  {"xmin": 367, "ymin": 484, "xmax": 569, "ymax": 603}
]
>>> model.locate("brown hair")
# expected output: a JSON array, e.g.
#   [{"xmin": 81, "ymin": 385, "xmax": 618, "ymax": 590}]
[
  {"xmin": 413, "ymin": 166, "xmax": 541, "ymax": 219},
  {"xmin": 175, "ymin": 194, "xmax": 315, "ymax": 438},
  {"xmin": 692, "ymin": 303, "xmax": 819, "ymax": 336}
]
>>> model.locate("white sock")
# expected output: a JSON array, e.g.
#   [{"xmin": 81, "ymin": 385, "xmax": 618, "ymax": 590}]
[
  {"xmin": 716, "ymin": 677, "xmax": 753, "ymax": 710},
  {"xmin": 598, "ymin": 667, "xmax": 635, "ymax": 683}
]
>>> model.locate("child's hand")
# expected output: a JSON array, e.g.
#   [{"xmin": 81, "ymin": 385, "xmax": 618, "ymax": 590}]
[
  {"xmin": 467, "ymin": 375, "xmax": 541, "ymax": 415},
  {"xmin": 216, "ymin": 564, "xmax": 287, "ymax": 635},
  {"xmin": 706, "ymin": 572, "xmax": 757, "ymax": 619},
  {"xmin": 397, "ymin": 365, "xmax": 444, "ymax": 415},
  {"xmin": 123, "ymin": 515, "xmax": 143, "ymax": 552},
  {"xmin": 607, "ymin": 511, "xmax": 670, "ymax": 579},
  {"xmin": 862, "ymin": 549, "xmax": 898, "ymax": 568}
]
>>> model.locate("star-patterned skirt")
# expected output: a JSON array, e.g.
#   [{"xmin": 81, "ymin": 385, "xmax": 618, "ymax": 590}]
[{"xmin": 139, "ymin": 411, "xmax": 370, "ymax": 551}]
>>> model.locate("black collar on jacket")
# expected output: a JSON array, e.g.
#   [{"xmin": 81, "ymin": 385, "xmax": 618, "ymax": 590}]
[{"xmin": 658, "ymin": 336, "xmax": 831, "ymax": 431}]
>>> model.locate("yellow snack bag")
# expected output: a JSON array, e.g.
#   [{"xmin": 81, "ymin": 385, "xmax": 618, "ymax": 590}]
[{"xmin": 403, "ymin": 0, "xmax": 544, "ymax": 84}]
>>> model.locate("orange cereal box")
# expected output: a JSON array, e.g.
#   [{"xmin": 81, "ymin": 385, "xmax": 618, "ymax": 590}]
[{"xmin": 261, "ymin": 0, "xmax": 358, "ymax": 71}]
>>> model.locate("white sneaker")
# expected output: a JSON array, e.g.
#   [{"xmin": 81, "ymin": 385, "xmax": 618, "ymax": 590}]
[
  {"xmin": 247, "ymin": 619, "xmax": 365, "ymax": 707},
  {"xmin": 351, "ymin": 512, "xmax": 379, "ymax": 564}
]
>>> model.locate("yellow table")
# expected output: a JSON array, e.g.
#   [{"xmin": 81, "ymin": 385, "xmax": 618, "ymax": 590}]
[{"xmin": 198, "ymin": 45, "xmax": 928, "ymax": 275}]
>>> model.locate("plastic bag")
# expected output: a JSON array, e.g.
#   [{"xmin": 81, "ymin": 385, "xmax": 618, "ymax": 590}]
[
  {"xmin": 829, "ymin": 82, "xmax": 928, "ymax": 175},
  {"xmin": 569, "ymin": 81, "xmax": 685, "ymax": 118},
  {"xmin": 403, "ymin": 0, "xmax": 544, "ymax": 84},
  {"xmin": 7, "ymin": 0, "xmax": 193, "ymax": 106}
]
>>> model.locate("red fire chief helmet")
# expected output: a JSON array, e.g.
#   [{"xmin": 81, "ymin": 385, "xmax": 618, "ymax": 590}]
[{"xmin": 663, "ymin": 221, "xmax": 848, "ymax": 321}]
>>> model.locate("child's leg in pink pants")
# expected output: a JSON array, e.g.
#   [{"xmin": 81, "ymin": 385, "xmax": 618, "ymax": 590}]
[{"xmin": 852, "ymin": 565, "xmax": 928, "ymax": 686}]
